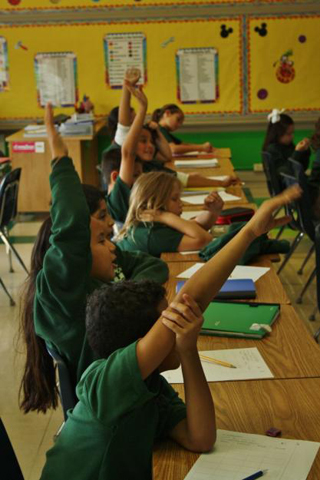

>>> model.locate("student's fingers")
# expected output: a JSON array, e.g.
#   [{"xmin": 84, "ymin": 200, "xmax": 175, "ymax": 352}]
[
  {"xmin": 181, "ymin": 293, "xmax": 203, "ymax": 317},
  {"xmin": 271, "ymin": 215, "xmax": 292, "ymax": 228},
  {"xmin": 162, "ymin": 317, "xmax": 185, "ymax": 335},
  {"xmin": 162, "ymin": 310, "xmax": 190, "ymax": 330},
  {"xmin": 164, "ymin": 304, "xmax": 196, "ymax": 325}
]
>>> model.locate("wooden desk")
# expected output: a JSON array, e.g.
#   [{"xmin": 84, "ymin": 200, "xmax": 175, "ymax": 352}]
[
  {"xmin": 173, "ymin": 148, "xmax": 231, "ymax": 159},
  {"xmin": 6, "ymin": 120, "xmax": 104, "ymax": 212},
  {"xmin": 153, "ymin": 378, "xmax": 320, "ymax": 480},
  {"xmin": 165, "ymin": 258, "xmax": 290, "ymax": 305}
]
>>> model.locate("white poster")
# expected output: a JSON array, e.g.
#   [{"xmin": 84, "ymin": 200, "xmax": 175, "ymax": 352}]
[
  {"xmin": 104, "ymin": 32, "xmax": 146, "ymax": 88},
  {"xmin": 0, "ymin": 37, "xmax": 9, "ymax": 91},
  {"xmin": 177, "ymin": 48, "xmax": 218, "ymax": 104},
  {"xmin": 34, "ymin": 52, "xmax": 77, "ymax": 107}
]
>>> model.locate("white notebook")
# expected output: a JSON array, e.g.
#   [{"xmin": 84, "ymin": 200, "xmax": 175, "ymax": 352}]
[{"xmin": 175, "ymin": 159, "xmax": 218, "ymax": 168}]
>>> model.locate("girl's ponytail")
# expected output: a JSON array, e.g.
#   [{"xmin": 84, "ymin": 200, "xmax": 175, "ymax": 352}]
[
  {"xmin": 151, "ymin": 104, "xmax": 182, "ymax": 123},
  {"xmin": 19, "ymin": 217, "xmax": 59, "ymax": 414}
]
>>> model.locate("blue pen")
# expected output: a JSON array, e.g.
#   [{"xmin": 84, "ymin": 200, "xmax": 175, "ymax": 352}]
[{"xmin": 242, "ymin": 470, "xmax": 268, "ymax": 480}]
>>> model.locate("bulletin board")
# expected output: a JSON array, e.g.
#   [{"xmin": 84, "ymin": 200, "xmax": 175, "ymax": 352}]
[
  {"xmin": 0, "ymin": 18, "xmax": 242, "ymax": 120},
  {"xmin": 0, "ymin": 0, "xmax": 252, "ymax": 10},
  {"xmin": 248, "ymin": 15, "xmax": 320, "ymax": 112}
]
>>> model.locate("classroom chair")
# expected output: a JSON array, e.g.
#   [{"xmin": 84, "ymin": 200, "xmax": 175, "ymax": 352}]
[
  {"xmin": 289, "ymin": 157, "xmax": 316, "ymax": 276},
  {"xmin": 280, "ymin": 173, "xmax": 316, "ymax": 304},
  {"xmin": 261, "ymin": 151, "xmax": 286, "ymax": 240},
  {"xmin": 0, "ymin": 418, "xmax": 24, "ymax": 480},
  {"xmin": 47, "ymin": 346, "xmax": 77, "ymax": 422},
  {"xmin": 0, "ymin": 168, "xmax": 29, "ymax": 275}
]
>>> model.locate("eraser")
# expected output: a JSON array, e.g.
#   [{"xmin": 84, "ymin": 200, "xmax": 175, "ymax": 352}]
[{"xmin": 266, "ymin": 427, "xmax": 281, "ymax": 437}]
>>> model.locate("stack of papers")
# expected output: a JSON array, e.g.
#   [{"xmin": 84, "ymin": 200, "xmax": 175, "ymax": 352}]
[
  {"xmin": 175, "ymin": 158, "xmax": 218, "ymax": 168},
  {"xmin": 23, "ymin": 125, "xmax": 48, "ymax": 137},
  {"xmin": 59, "ymin": 118, "xmax": 93, "ymax": 136},
  {"xmin": 176, "ymin": 263, "xmax": 270, "ymax": 282},
  {"xmin": 162, "ymin": 348, "xmax": 273, "ymax": 383}
]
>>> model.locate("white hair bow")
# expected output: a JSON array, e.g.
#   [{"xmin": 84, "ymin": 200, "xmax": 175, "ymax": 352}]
[{"xmin": 268, "ymin": 109, "xmax": 285, "ymax": 124}]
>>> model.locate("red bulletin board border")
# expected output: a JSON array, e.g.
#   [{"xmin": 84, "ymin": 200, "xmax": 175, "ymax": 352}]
[
  {"xmin": 0, "ymin": 17, "xmax": 243, "ymax": 118},
  {"xmin": 247, "ymin": 14, "xmax": 320, "ymax": 113}
]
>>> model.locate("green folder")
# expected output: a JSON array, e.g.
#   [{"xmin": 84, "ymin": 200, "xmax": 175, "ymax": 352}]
[{"xmin": 202, "ymin": 301, "xmax": 280, "ymax": 339}]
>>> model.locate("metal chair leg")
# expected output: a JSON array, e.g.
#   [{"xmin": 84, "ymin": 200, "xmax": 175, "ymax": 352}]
[
  {"xmin": 275, "ymin": 224, "xmax": 286, "ymax": 240},
  {"xmin": 296, "ymin": 268, "xmax": 316, "ymax": 304},
  {"xmin": 277, "ymin": 231, "xmax": 304, "ymax": 275},
  {"xmin": 297, "ymin": 244, "xmax": 315, "ymax": 275},
  {"xmin": 309, "ymin": 307, "xmax": 318, "ymax": 322},
  {"xmin": 0, "ymin": 277, "xmax": 15, "ymax": 306},
  {"xmin": 4, "ymin": 227, "xmax": 14, "ymax": 273},
  {"xmin": 0, "ymin": 228, "xmax": 29, "ymax": 275}
]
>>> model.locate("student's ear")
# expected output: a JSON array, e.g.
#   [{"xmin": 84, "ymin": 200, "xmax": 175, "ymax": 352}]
[{"xmin": 110, "ymin": 170, "xmax": 119, "ymax": 183}]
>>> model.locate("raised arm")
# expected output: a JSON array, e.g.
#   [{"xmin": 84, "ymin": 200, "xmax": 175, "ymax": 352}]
[
  {"xmin": 115, "ymin": 68, "xmax": 141, "ymax": 145},
  {"xmin": 119, "ymin": 84, "xmax": 148, "ymax": 186},
  {"xmin": 148, "ymin": 121, "xmax": 173, "ymax": 162},
  {"xmin": 136, "ymin": 185, "xmax": 301, "ymax": 379}
]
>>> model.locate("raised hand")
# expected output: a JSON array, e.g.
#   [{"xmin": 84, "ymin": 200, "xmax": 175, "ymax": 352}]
[
  {"xmin": 44, "ymin": 103, "xmax": 68, "ymax": 159},
  {"xmin": 161, "ymin": 294, "xmax": 203, "ymax": 354},
  {"xmin": 204, "ymin": 192, "xmax": 224, "ymax": 215},
  {"xmin": 296, "ymin": 138, "xmax": 310, "ymax": 152},
  {"xmin": 124, "ymin": 82, "xmax": 148, "ymax": 110},
  {"xmin": 244, "ymin": 184, "xmax": 301, "ymax": 239},
  {"xmin": 124, "ymin": 67, "xmax": 141, "ymax": 86}
]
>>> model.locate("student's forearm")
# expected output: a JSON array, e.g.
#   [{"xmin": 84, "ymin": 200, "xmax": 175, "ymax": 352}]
[
  {"xmin": 118, "ymin": 85, "xmax": 132, "ymax": 127},
  {"xmin": 171, "ymin": 143, "xmax": 204, "ymax": 155},
  {"xmin": 175, "ymin": 226, "xmax": 255, "ymax": 311},
  {"xmin": 181, "ymin": 349, "xmax": 216, "ymax": 451},
  {"xmin": 160, "ymin": 213, "xmax": 212, "ymax": 242},
  {"xmin": 122, "ymin": 107, "xmax": 147, "ymax": 156},
  {"xmin": 156, "ymin": 131, "xmax": 173, "ymax": 161},
  {"xmin": 194, "ymin": 211, "xmax": 217, "ymax": 230}
]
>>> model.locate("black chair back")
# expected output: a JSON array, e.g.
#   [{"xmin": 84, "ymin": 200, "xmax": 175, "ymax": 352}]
[
  {"xmin": 47, "ymin": 346, "xmax": 77, "ymax": 422},
  {"xmin": 261, "ymin": 151, "xmax": 283, "ymax": 196},
  {"xmin": 0, "ymin": 168, "xmax": 21, "ymax": 228},
  {"xmin": 0, "ymin": 418, "xmax": 24, "ymax": 480},
  {"xmin": 281, "ymin": 173, "xmax": 315, "ymax": 241},
  {"xmin": 315, "ymin": 224, "xmax": 320, "ymax": 314}
]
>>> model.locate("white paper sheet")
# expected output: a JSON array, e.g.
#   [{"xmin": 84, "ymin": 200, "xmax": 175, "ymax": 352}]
[
  {"xmin": 162, "ymin": 348, "xmax": 274, "ymax": 384},
  {"xmin": 175, "ymin": 159, "xmax": 218, "ymax": 168},
  {"xmin": 207, "ymin": 175, "xmax": 229, "ymax": 181},
  {"xmin": 181, "ymin": 191, "xmax": 241, "ymax": 205},
  {"xmin": 218, "ymin": 191, "xmax": 242, "ymax": 202},
  {"xmin": 173, "ymin": 151, "xmax": 201, "ymax": 156},
  {"xmin": 179, "ymin": 250, "xmax": 200, "ymax": 255},
  {"xmin": 177, "ymin": 264, "xmax": 270, "ymax": 282},
  {"xmin": 184, "ymin": 430, "xmax": 320, "ymax": 480}
]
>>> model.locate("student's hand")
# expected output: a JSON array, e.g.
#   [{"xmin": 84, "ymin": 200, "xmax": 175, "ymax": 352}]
[
  {"xmin": 124, "ymin": 83, "xmax": 148, "ymax": 110},
  {"xmin": 204, "ymin": 192, "xmax": 224, "ymax": 215},
  {"xmin": 243, "ymin": 184, "xmax": 302, "ymax": 240},
  {"xmin": 220, "ymin": 175, "xmax": 240, "ymax": 187},
  {"xmin": 296, "ymin": 138, "xmax": 310, "ymax": 151},
  {"xmin": 162, "ymin": 294, "xmax": 203, "ymax": 354},
  {"xmin": 140, "ymin": 209, "xmax": 163, "ymax": 223},
  {"xmin": 45, "ymin": 103, "xmax": 68, "ymax": 159},
  {"xmin": 201, "ymin": 142, "xmax": 214, "ymax": 153},
  {"xmin": 124, "ymin": 67, "xmax": 141, "ymax": 86}
]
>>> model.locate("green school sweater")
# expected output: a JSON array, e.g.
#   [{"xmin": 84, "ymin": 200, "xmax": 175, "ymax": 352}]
[
  {"xmin": 117, "ymin": 222, "xmax": 184, "ymax": 257},
  {"xmin": 114, "ymin": 246, "xmax": 169, "ymax": 284},
  {"xmin": 159, "ymin": 125, "xmax": 182, "ymax": 145},
  {"xmin": 34, "ymin": 157, "xmax": 100, "ymax": 389},
  {"xmin": 266, "ymin": 142, "xmax": 310, "ymax": 176},
  {"xmin": 40, "ymin": 341, "xmax": 186, "ymax": 480},
  {"xmin": 106, "ymin": 175, "xmax": 131, "ymax": 223}
]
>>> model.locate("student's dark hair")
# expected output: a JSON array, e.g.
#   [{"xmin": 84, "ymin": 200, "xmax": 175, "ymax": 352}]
[
  {"xmin": 263, "ymin": 113, "xmax": 294, "ymax": 151},
  {"xmin": 107, "ymin": 107, "xmax": 120, "ymax": 139},
  {"xmin": 151, "ymin": 104, "xmax": 183, "ymax": 123},
  {"xmin": 101, "ymin": 148, "xmax": 122, "ymax": 185},
  {"xmin": 86, "ymin": 280, "xmax": 166, "ymax": 359},
  {"xmin": 82, "ymin": 184, "xmax": 105, "ymax": 215},
  {"xmin": 19, "ymin": 216, "xmax": 59, "ymax": 414}
]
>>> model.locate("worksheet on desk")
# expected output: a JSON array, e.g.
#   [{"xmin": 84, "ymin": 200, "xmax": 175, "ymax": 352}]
[
  {"xmin": 181, "ymin": 192, "xmax": 241, "ymax": 204},
  {"xmin": 162, "ymin": 348, "xmax": 273, "ymax": 384},
  {"xmin": 177, "ymin": 264, "xmax": 270, "ymax": 282},
  {"xmin": 184, "ymin": 430, "xmax": 320, "ymax": 480}
]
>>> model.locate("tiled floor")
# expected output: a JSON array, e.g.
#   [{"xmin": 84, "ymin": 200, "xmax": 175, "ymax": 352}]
[{"xmin": 0, "ymin": 171, "xmax": 319, "ymax": 479}]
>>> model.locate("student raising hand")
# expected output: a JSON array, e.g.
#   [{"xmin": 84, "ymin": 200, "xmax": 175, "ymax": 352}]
[
  {"xmin": 124, "ymin": 67, "xmax": 141, "ymax": 86},
  {"xmin": 124, "ymin": 82, "xmax": 148, "ymax": 110},
  {"xmin": 45, "ymin": 103, "xmax": 68, "ymax": 159}
]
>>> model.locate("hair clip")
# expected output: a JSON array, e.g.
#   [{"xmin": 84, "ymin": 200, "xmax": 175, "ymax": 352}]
[{"xmin": 267, "ymin": 109, "xmax": 285, "ymax": 124}]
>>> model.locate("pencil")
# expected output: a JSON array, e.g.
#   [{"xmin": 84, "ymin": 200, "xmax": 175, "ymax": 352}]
[{"xmin": 199, "ymin": 354, "xmax": 237, "ymax": 369}]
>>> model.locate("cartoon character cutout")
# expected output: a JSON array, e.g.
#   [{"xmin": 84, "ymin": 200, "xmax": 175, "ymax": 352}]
[{"xmin": 274, "ymin": 50, "xmax": 295, "ymax": 84}]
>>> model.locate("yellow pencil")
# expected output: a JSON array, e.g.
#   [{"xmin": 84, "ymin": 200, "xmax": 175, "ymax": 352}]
[{"xmin": 199, "ymin": 354, "xmax": 237, "ymax": 369}]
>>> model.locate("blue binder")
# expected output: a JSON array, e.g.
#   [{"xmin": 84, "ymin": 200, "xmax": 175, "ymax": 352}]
[{"xmin": 176, "ymin": 278, "xmax": 256, "ymax": 299}]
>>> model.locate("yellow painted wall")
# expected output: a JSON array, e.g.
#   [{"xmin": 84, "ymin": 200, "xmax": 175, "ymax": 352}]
[
  {"xmin": 0, "ymin": 18, "xmax": 242, "ymax": 119},
  {"xmin": 248, "ymin": 16, "xmax": 320, "ymax": 112}
]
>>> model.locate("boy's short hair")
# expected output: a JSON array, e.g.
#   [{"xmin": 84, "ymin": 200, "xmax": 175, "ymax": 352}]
[
  {"xmin": 101, "ymin": 148, "xmax": 122, "ymax": 185},
  {"xmin": 82, "ymin": 184, "xmax": 105, "ymax": 215},
  {"xmin": 86, "ymin": 280, "xmax": 166, "ymax": 359}
]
